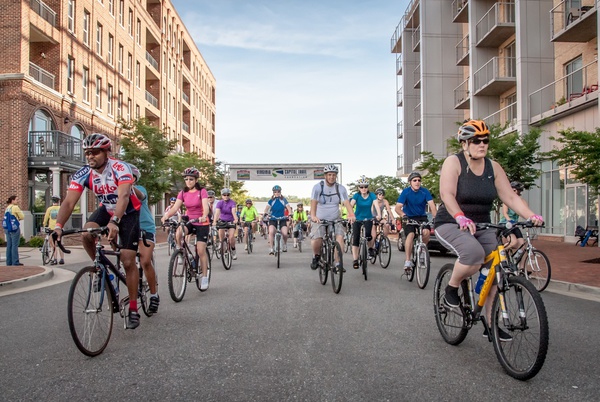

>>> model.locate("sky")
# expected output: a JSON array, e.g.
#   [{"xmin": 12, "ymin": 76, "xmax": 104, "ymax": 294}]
[{"xmin": 172, "ymin": 0, "xmax": 409, "ymax": 198}]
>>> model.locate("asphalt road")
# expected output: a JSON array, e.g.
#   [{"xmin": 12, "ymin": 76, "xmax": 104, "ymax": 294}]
[{"xmin": 1, "ymin": 238, "xmax": 599, "ymax": 401}]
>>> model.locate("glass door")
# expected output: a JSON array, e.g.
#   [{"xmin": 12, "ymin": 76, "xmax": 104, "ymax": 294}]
[{"xmin": 565, "ymin": 184, "xmax": 587, "ymax": 240}]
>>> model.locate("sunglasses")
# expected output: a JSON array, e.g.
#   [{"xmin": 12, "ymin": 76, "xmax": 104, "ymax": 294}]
[
  {"xmin": 84, "ymin": 149, "xmax": 103, "ymax": 157},
  {"xmin": 359, "ymin": 185, "xmax": 368, "ymax": 189},
  {"xmin": 470, "ymin": 138, "xmax": 490, "ymax": 145},
  {"xmin": 412, "ymin": 179, "xmax": 421, "ymax": 182},
  {"xmin": 184, "ymin": 177, "xmax": 196, "ymax": 181},
  {"xmin": 223, "ymin": 194, "xmax": 231, "ymax": 196}
]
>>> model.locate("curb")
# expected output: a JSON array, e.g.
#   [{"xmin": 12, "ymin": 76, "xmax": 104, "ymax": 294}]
[
  {"xmin": 0, "ymin": 267, "xmax": 54, "ymax": 291},
  {"xmin": 545, "ymin": 280, "xmax": 600, "ymax": 301}
]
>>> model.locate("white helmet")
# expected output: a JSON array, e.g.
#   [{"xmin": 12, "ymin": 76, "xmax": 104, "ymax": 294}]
[
  {"xmin": 323, "ymin": 164, "xmax": 339, "ymax": 174},
  {"xmin": 356, "ymin": 175, "xmax": 369, "ymax": 186}
]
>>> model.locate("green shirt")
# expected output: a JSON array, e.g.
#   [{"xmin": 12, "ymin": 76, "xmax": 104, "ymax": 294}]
[{"xmin": 241, "ymin": 205, "xmax": 259, "ymax": 222}]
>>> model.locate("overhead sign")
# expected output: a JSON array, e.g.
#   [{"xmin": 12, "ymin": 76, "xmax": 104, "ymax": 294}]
[{"xmin": 227, "ymin": 164, "xmax": 340, "ymax": 181}]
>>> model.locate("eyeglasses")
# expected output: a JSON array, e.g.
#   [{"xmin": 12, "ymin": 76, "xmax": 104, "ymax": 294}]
[
  {"xmin": 208, "ymin": 196, "xmax": 214, "ymax": 199},
  {"xmin": 470, "ymin": 138, "xmax": 490, "ymax": 145},
  {"xmin": 184, "ymin": 177, "xmax": 196, "ymax": 181},
  {"xmin": 412, "ymin": 179, "xmax": 421, "ymax": 183},
  {"xmin": 359, "ymin": 185, "xmax": 368, "ymax": 189},
  {"xmin": 223, "ymin": 194, "xmax": 231, "ymax": 197},
  {"xmin": 84, "ymin": 149, "xmax": 103, "ymax": 157},
  {"xmin": 377, "ymin": 193, "xmax": 384, "ymax": 196}
]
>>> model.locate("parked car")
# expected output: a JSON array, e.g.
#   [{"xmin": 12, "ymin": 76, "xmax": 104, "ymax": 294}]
[{"xmin": 396, "ymin": 214, "xmax": 451, "ymax": 255}]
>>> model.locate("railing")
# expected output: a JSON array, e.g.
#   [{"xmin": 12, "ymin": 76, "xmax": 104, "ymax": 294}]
[
  {"xmin": 483, "ymin": 102, "xmax": 517, "ymax": 129},
  {"xmin": 413, "ymin": 142, "xmax": 422, "ymax": 161},
  {"xmin": 397, "ymin": 154, "xmax": 404, "ymax": 172},
  {"xmin": 452, "ymin": 0, "xmax": 469, "ymax": 19},
  {"xmin": 396, "ymin": 54, "xmax": 403, "ymax": 74},
  {"xmin": 182, "ymin": 122, "xmax": 189, "ymax": 133},
  {"xmin": 30, "ymin": 0, "xmax": 56, "ymax": 27},
  {"xmin": 529, "ymin": 59, "xmax": 598, "ymax": 119},
  {"xmin": 145, "ymin": 51, "xmax": 159, "ymax": 70},
  {"xmin": 412, "ymin": 25, "xmax": 421, "ymax": 51},
  {"xmin": 413, "ymin": 64, "xmax": 421, "ymax": 88},
  {"xmin": 454, "ymin": 78, "xmax": 470, "ymax": 107},
  {"xmin": 397, "ymin": 121, "xmax": 403, "ymax": 139},
  {"xmin": 414, "ymin": 103, "xmax": 421, "ymax": 126},
  {"xmin": 456, "ymin": 34, "xmax": 469, "ymax": 65},
  {"xmin": 29, "ymin": 62, "xmax": 55, "ymax": 89},
  {"xmin": 390, "ymin": 16, "xmax": 405, "ymax": 53},
  {"xmin": 473, "ymin": 56, "xmax": 516, "ymax": 94},
  {"xmin": 476, "ymin": 2, "xmax": 515, "ymax": 43},
  {"xmin": 145, "ymin": 90, "xmax": 158, "ymax": 108},
  {"xmin": 397, "ymin": 88, "xmax": 403, "ymax": 106},
  {"xmin": 182, "ymin": 91, "xmax": 190, "ymax": 104},
  {"xmin": 28, "ymin": 131, "xmax": 84, "ymax": 161},
  {"xmin": 550, "ymin": 0, "xmax": 596, "ymax": 37}
]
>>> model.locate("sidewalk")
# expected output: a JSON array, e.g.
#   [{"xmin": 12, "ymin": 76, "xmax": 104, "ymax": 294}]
[{"xmin": 1, "ymin": 230, "xmax": 600, "ymax": 300}]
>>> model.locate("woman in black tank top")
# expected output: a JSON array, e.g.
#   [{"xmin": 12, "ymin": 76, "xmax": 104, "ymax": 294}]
[{"xmin": 435, "ymin": 120, "xmax": 544, "ymax": 334}]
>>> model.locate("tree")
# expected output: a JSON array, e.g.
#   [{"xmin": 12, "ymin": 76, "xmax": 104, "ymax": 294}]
[
  {"xmin": 346, "ymin": 175, "xmax": 407, "ymax": 205},
  {"xmin": 119, "ymin": 119, "xmax": 177, "ymax": 204},
  {"xmin": 542, "ymin": 127, "xmax": 600, "ymax": 194}
]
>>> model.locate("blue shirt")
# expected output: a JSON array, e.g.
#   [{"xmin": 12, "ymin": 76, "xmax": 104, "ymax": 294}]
[
  {"xmin": 352, "ymin": 192, "xmax": 377, "ymax": 221},
  {"xmin": 397, "ymin": 187, "xmax": 433, "ymax": 217},
  {"xmin": 268, "ymin": 197, "xmax": 289, "ymax": 219},
  {"xmin": 136, "ymin": 185, "xmax": 155, "ymax": 234}
]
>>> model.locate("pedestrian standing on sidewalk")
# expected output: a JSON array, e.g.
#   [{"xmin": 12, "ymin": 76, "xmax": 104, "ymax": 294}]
[
  {"xmin": 43, "ymin": 195, "xmax": 65, "ymax": 265},
  {"xmin": 4, "ymin": 195, "xmax": 24, "ymax": 266}
]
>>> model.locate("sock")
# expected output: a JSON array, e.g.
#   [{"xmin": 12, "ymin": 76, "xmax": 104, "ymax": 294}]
[
  {"xmin": 151, "ymin": 293, "xmax": 158, "ymax": 298},
  {"xmin": 130, "ymin": 299, "xmax": 138, "ymax": 312}
]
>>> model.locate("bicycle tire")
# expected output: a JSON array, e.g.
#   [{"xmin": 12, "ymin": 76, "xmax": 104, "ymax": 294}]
[
  {"xmin": 416, "ymin": 244, "xmax": 430, "ymax": 289},
  {"xmin": 298, "ymin": 238, "xmax": 302, "ymax": 253},
  {"xmin": 407, "ymin": 246, "xmax": 416, "ymax": 282},
  {"xmin": 67, "ymin": 266, "xmax": 114, "ymax": 357},
  {"xmin": 330, "ymin": 240, "xmax": 344, "ymax": 294},
  {"xmin": 519, "ymin": 249, "xmax": 551, "ymax": 292},
  {"xmin": 344, "ymin": 233, "xmax": 350, "ymax": 253},
  {"xmin": 221, "ymin": 240, "xmax": 232, "ymax": 270},
  {"xmin": 168, "ymin": 249, "xmax": 188, "ymax": 302},
  {"xmin": 379, "ymin": 236, "xmax": 392, "ymax": 269},
  {"xmin": 167, "ymin": 233, "xmax": 174, "ymax": 256},
  {"xmin": 491, "ymin": 275, "xmax": 549, "ymax": 381},
  {"xmin": 41, "ymin": 239, "xmax": 51, "ymax": 265},
  {"xmin": 139, "ymin": 267, "xmax": 152, "ymax": 317},
  {"xmin": 433, "ymin": 263, "xmax": 468, "ymax": 345},
  {"xmin": 318, "ymin": 242, "xmax": 329, "ymax": 285},
  {"xmin": 276, "ymin": 235, "xmax": 281, "ymax": 268},
  {"xmin": 360, "ymin": 240, "xmax": 368, "ymax": 280},
  {"xmin": 246, "ymin": 228, "xmax": 252, "ymax": 254},
  {"xmin": 397, "ymin": 231, "xmax": 405, "ymax": 252}
]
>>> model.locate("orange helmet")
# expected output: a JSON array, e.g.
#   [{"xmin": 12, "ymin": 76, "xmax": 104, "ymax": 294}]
[{"xmin": 457, "ymin": 120, "xmax": 490, "ymax": 141}]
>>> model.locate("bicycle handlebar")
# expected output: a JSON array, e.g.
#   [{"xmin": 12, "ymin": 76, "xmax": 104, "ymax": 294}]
[
  {"xmin": 52, "ymin": 227, "xmax": 111, "ymax": 254},
  {"xmin": 476, "ymin": 221, "xmax": 545, "ymax": 231}
]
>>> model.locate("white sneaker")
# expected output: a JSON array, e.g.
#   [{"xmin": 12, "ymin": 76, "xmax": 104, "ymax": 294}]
[
  {"xmin": 200, "ymin": 276, "xmax": 209, "ymax": 290},
  {"xmin": 283, "ymin": 244, "xmax": 288, "ymax": 252},
  {"xmin": 244, "ymin": 244, "xmax": 248, "ymax": 250},
  {"xmin": 404, "ymin": 260, "xmax": 414, "ymax": 268},
  {"xmin": 232, "ymin": 250, "xmax": 237, "ymax": 260},
  {"xmin": 293, "ymin": 242, "xmax": 297, "ymax": 248},
  {"xmin": 269, "ymin": 248, "xmax": 274, "ymax": 255}
]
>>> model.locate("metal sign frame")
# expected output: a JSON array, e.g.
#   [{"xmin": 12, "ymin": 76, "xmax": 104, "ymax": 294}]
[{"xmin": 224, "ymin": 163, "xmax": 342, "ymax": 187}]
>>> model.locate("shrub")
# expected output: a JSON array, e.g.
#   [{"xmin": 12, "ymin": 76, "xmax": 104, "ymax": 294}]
[{"xmin": 28, "ymin": 236, "xmax": 45, "ymax": 248}]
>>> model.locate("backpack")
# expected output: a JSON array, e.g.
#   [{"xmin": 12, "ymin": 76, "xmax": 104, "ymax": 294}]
[
  {"xmin": 319, "ymin": 180, "xmax": 341, "ymax": 205},
  {"xmin": 2, "ymin": 207, "xmax": 20, "ymax": 233}
]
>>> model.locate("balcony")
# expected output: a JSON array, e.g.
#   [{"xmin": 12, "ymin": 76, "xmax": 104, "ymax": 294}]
[
  {"xmin": 29, "ymin": 62, "xmax": 55, "ymax": 89},
  {"xmin": 473, "ymin": 56, "xmax": 516, "ymax": 96},
  {"xmin": 396, "ymin": 54, "xmax": 403, "ymax": 75},
  {"xmin": 414, "ymin": 103, "xmax": 421, "ymax": 126},
  {"xmin": 182, "ymin": 122, "xmax": 189, "ymax": 133},
  {"xmin": 397, "ymin": 88, "xmax": 403, "ymax": 107},
  {"xmin": 390, "ymin": 16, "xmax": 405, "ymax": 53},
  {"xmin": 483, "ymin": 102, "xmax": 517, "ymax": 134},
  {"xmin": 476, "ymin": 2, "xmax": 515, "ymax": 47},
  {"xmin": 550, "ymin": 1, "xmax": 597, "ymax": 42},
  {"xmin": 145, "ymin": 51, "xmax": 158, "ymax": 70},
  {"xmin": 413, "ymin": 142, "xmax": 422, "ymax": 162},
  {"xmin": 413, "ymin": 64, "xmax": 421, "ymax": 89},
  {"xmin": 454, "ymin": 78, "xmax": 470, "ymax": 109},
  {"xmin": 182, "ymin": 91, "xmax": 190, "ymax": 105},
  {"xmin": 529, "ymin": 59, "xmax": 598, "ymax": 125},
  {"xmin": 397, "ymin": 154, "xmax": 404, "ymax": 174},
  {"xmin": 412, "ymin": 25, "xmax": 421, "ymax": 52},
  {"xmin": 145, "ymin": 90, "xmax": 158, "ymax": 108},
  {"xmin": 28, "ymin": 131, "xmax": 85, "ymax": 169},
  {"xmin": 30, "ymin": 0, "xmax": 56, "ymax": 27},
  {"xmin": 452, "ymin": 0, "xmax": 469, "ymax": 23},
  {"xmin": 397, "ymin": 121, "xmax": 403, "ymax": 139},
  {"xmin": 456, "ymin": 34, "xmax": 469, "ymax": 66}
]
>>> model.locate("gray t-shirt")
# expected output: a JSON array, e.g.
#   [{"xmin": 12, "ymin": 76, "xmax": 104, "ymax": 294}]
[{"xmin": 311, "ymin": 181, "xmax": 349, "ymax": 220}]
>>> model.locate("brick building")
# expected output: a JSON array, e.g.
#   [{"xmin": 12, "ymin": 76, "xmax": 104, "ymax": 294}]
[{"xmin": 0, "ymin": 0, "xmax": 216, "ymax": 239}]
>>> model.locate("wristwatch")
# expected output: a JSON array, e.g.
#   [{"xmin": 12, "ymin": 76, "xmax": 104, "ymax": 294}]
[{"xmin": 110, "ymin": 216, "xmax": 121, "ymax": 225}]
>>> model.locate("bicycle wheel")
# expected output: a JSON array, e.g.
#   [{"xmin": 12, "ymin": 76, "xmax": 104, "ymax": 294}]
[
  {"xmin": 246, "ymin": 229, "xmax": 252, "ymax": 254},
  {"xmin": 41, "ymin": 239, "xmax": 52, "ymax": 265},
  {"xmin": 330, "ymin": 240, "xmax": 344, "ymax": 294},
  {"xmin": 416, "ymin": 244, "xmax": 431, "ymax": 289},
  {"xmin": 168, "ymin": 249, "xmax": 188, "ymax": 302},
  {"xmin": 407, "ymin": 246, "xmax": 416, "ymax": 282},
  {"xmin": 360, "ymin": 241, "xmax": 368, "ymax": 280},
  {"xmin": 433, "ymin": 263, "xmax": 468, "ymax": 345},
  {"xmin": 139, "ymin": 267, "xmax": 152, "ymax": 317},
  {"xmin": 397, "ymin": 231, "xmax": 405, "ymax": 252},
  {"xmin": 167, "ymin": 233, "xmax": 173, "ymax": 256},
  {"xmin": 318, "ymin": 242, "xmax": 329, "ymax": 285},
  {"xmin": 67, "ymin": 266, "xmax": 114, "ymax": 357},
  {"xmin": 344, "ymin": 233, "xmax": 351, "ymax": 253},
  {"xmin": 519, "ymin": 249, "xmax": 551, "ymax": 292},
  {"xmin": 378, "ymin": 236, "xmax": 392, "ymax": 269},
  {"xmin": 221, "ymin": 240, "xmax": 232, "ymax": 270},
  {"xmin": 491, "ymin": 276, "xmax": 549, "ymax": 381},
  {"xmin": 276, "ymin": 235, "xmax": 281, "ymax": 268}
]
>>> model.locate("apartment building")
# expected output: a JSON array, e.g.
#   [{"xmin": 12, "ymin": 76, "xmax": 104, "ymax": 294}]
[
  {"xmin": 0, "ymin": 0, "xmax": 216, "ymax": 238},
  {"xmin": 391, "ymin": 0, "xmax": 599, "ymax": 241}
]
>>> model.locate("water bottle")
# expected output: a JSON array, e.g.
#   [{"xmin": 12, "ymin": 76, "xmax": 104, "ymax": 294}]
[
  {"xmin": 475, "ymin": 267, "xmax": 489, "ymax": 294},
  {"xmin": 109, "ymin": 272, "xmax": 119, "ymax": 298}
]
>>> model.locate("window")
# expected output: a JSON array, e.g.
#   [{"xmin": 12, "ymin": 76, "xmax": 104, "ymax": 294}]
[
  {"xmin": 107, "ymin": 34, "xmax": 114, "ymax": 65},
  {"xmin": 127, "ymin": 53, "xmax": 132, "ymax": 81},
  {"xmin": 96, "ymin": 23, "xmax": 103, "ymax": 56},
  {"xmin": 128, "ymin": 9, "xmax": 133, "ymax": 36},
  {"xmin": 118, "ymin": 0, "xmax": 124, "ymax": 26},
  {"xmin": 117, "ymin": 91, "xmax": 123, "ymax": 117},
  {"xmin": 135, "ymin": 61, "xmax": 140, "ymax": 88},
  {"xmin": 107, "ymin": 84, "xmax": 113, "ymax": 115},
  {"xmin": 506, "ymin": 93, "xmax": 517, "ymax": 122},
  {"xmin": 82, "ymin": 67, "xmax": 89, "ymax": 102},
  {"xmin": 83, "ymin": 10, "xmax": 90, "ymax": 45},
  {"xmin": 67, "ymin": 0, "xmax": 75, "ymax": 32},
  {"xmin": 127, "ymin": 98, "xmax": 131, "ymax": 121},
  {"xmin": 108, "ymin": 0, "xmax": 114, "ymax": 15},
  {"xmin": 67, "ymin": 57, "xmax": 75, "ymax": 93},
  {"xmin": 95, "ymin": 76, "xmax": 102, "ymax": 109},
  {"xmin": 505, "ymin": 41, "xmax": 516, "ymax": 78},
  {"xmin": 135, "ymin": 104, "xmax": 140, "ymax": 119},
  {"xmin": 565, "ymin": 56, "xmax": 583, "ymax": 99},
  {"xmin": 136, "ymin": 18, "xmax": 141, "ymax": 45},
  {"xmin": 118, "ymin": 44, "xmax": 123, "ymax": 73}
]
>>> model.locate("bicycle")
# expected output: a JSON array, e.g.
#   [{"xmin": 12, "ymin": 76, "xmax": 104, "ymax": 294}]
[
  {"xmin": 243, "ymin": 221, "xmax": 254, "ymax": 254},
  {"xmin": 316, "ymin": 219, "xmax": 344, "ymax": 294},
  {"xmin": 293, "ymin": 221, "xmax": 306, "ymax": 252},
  {"xmin": 370, "ymin": 220, "xmax": 392, "ymax": 269},
  {"xmin": 216, "ymin": 220, "xmax": 235, "ymax": 270},
  {"xmin": 163, "ymin": 220, "xmax": 178, "ymax": 256},
  {"xmin": 506, "ymin": 226, "xmax": 551, "ymax": 292},
  {"xmin": 356, "ymin": 219, "xmax": 375, "ymax": 281},
  {"xmin": 236, "ymin": 224, "xmax": 244, "ymax": 244},
  {"xmin": 270, "ymin": 217, "xmax": 289, "ymax": 268},
  {"xmin": 207, "ymin": 225, "xmax": 219, "ymax": 260},
  {"xmin": 39, "ymin": 227, "xmax": 55, "ymax": 265},
  {"xmin": 59, "ymin": 227, "xmax": 153, "ymax": 357},
  {"xmin": 402, "ymin": 219, "xmax": 432, "ymax": 289},
  {"xmin": 167, "ymin": 219, "xmax": 212, "ymax": 302},
  {"xmin": 433, "ymin": 221, "xmax": 549, "ymax": 381},
  {"xmin": 343, "ymin": 220, "xmax": 353, "ymax": 253}
]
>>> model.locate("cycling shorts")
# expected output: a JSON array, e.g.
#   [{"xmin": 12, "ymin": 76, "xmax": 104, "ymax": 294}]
[{"xmin": 88, "ymin": 206, "xmax": 139, "ymax": 251}]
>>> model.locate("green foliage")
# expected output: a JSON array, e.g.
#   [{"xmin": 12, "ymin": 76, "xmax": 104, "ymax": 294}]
[
  {"xmin": 19, "ymin": 236, "xmax": 26, "ymax": 247},
  {"xmin": 542, "ymin": 127, "xmax": 600, "ymax": 194},
  {"xmin": 416, "ymin": 151, "xmax": 445, "ymax": 202},
  {"xmin": 0, "ymin": 237, "xmax": 5, "ymax": 246},
  {"xmin": 346, "ymin": 175, "xmax": 407, "ymax": 205},
  {"xmin": 27, "ymin": 236, "xmax": 45, "ymax": 248},
  {"xmin": 119, "ymin": 119, "xmax": 177, "ymax": 204}
]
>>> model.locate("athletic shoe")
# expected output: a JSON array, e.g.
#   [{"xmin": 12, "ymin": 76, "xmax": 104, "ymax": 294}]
[
  {"xmin": 127, "ymin": 311, "xmax": 140, "ymax": 329},
  {"xmin": 483, "ymin": 327, "xmax": 513, "ymax": 342},
  {"xmin": 311, "ymin": 256, "xmax": 319, "ymax": 270},
  {"xmin": 293, "ymin": 242, "xmax": 297, "ymax": 248},
  {"xmin": 232, "ymin": 250, "xmax": 237, "ymax": 260},
  {"xmin": 59, "ymin": 259, "xmax": 65, "ymax": 265},
  {"xmin": 148, "ymin": 295, "xmax": 160, "ymax": 314},
  {"xmin": 368, "ymin": 248, "xmax": 376, "ymax": 258},
  {"xmin": 200, "ymin": 276, "xmax": 209, "ymax": 290},
  {"xmin": 244, "ymin": 244, "xmax": 248, "ymax": 250},
  {"xmin": 283, "ymin": 244, "xmax": 288, "ymax": 252},
  {"xmin": 443, "ymin": 285, "xmax": 461, "ymax": 308},
  {"xmin": 50, "ymin": 259, "xmax": 57, "ymax": 265},
  {"xmin": 269, "ymin": 248, "xmax": 274, "ymax": 255},
  {"xmin": 353, "ymin": 260, "xmax": 359, "ymax": 269}
]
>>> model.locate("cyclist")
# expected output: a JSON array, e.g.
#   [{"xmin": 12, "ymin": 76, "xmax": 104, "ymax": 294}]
[
  {"xmin": 43, "ymin": 195, "xmax": 65, "ymax": 265},
  {"xmin": 373, "ymin": 188, "xmax": 395, "ymax": 238},
  {"xmin": 434, "ymin": 119, "xmax": 543, "ymax": 340},
  {"xmin": 206, "ymin": 190, "xmax": 216, "ymax": 221},
  {"xmin": 240, "ymin": 199, "xmax": 259, "ymax": 250},
  {"xmin": 350, "ymin": 176, "xmax": 381, "ymax": 269},
  {"xmin": 54, "ymin": 133, "xmax": 143, "ymax": 329},
  {"xmin": 292, "ymin": 203, "xmax": 308, "ymax": 248},
  {"xmin": 499, "ymin": 181, "xmax": 527, "ymax": 260},
  {"xmin": 395, "ymin": 171, "xmax": 437, "ymax": 273},
  {"xmin": 161, "ymin": 167, "xmax": 211, "ymax": 290},
  {"xmin": 213, "ymin": 188, "xmax": 238, "ymax": 260},
  {"xmin": 310, "ymin": 165, "xmax": 355, "ymax": 270},
  {"xmin": 264, "ymin": 185, "xmax": 293, "ymax": 254},
  {"xmin": 129, "ymin": 165, "xmax": 160, "ymax": 314},
  {"xmin": 164, "ymin": 197, "xmax": 181, "ymax": 223}
]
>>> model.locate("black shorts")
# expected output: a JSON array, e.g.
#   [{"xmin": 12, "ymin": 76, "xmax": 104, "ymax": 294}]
[
  {"xmin": 88, "ymin": 206, "xmax": 140, "ymax": 251},
  {"xmin": 352, "ymin": 220, "xmax": 373, "ymax": 247},
  {"xmin": 184, "ymin": 224, "xmax": 210, "ymax": 243},
  {"xmin": 269, "ymin": 218, "xmax": 288, "ymax": 228},
  {"xmin": 404, "ymin": 215, "xmax": 430, "ymax": 236}
]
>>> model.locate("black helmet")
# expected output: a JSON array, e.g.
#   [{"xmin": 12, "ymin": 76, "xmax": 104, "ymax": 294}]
[
  {"xmin": 408, "ymin": 171, "xmax": 422, "ymax": 182},
  {"xmin": 510, "ymin": 181, "xmax": 524, "ymax": 192},
  {"xmin": 51, "ymin": 195, "xmax": 61, "ymax": 202},
  {"xmin": 375, "ymin": 188, "xmax": 385, "ymax": 196}
]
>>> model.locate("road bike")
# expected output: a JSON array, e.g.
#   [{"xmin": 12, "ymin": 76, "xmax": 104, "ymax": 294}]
[
  {"xmin": 403, "ymin": 219, "xmax": 432, "ymax": 289},
  {"xmin": 216, "ymin": 220, "xmax": 235, "ymax": 270},
  {"xmin": 270, "ymin": 217, "xmax": 289, "ymax": 268},
  {"xmin": 167, "ymin": 219, "xmax": 212, "ymax": 302},
  {"xmin": 243, "ymin": 221, "xmax": 254, "ymax": 254},
  {"xmin": 507, "ymin": 226, "xmax": 551, "ymax": 292},
  {"xmin": 293, "ymin": 221, "xmax": 306, "ymax": 252},
  {"xmin": 316, "ymin": 219, "xmax": 344, "ymax": 294},
  {"xmin": 356, "ymin": 219, "xmax": 374, "ymax": 281},
  {"xmin": 58, "ymin": 228, "xmax": 153, "ymax": 357},
  {"xmin": 343, "ymin": 220, "xmax": 353, "ymax": 253},
  {"xmin": 370, "ymin": 220, "xmax": 392, "ymax": 269},
  {"xmin": 39, "ymin": 227, "xmax": 55, "ymax": 265},
  {"xmin": 433, "ymin": 221, "xmax": 549, "ymax": 381}
]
